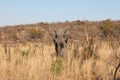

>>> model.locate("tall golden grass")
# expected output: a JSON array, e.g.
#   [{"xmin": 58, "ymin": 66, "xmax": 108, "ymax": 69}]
[{"xmin": 0, "ymin": 40, "xmax": 119, "ymax": 80}]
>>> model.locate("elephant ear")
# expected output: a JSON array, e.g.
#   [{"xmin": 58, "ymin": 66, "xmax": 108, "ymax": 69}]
[
  {"xmin": 65, "ymin": 26, "xmax": 72, "ymax": 37},
  {"xmin": 49, "ymin": 27, "xmax": 57, "ymax": 39}
]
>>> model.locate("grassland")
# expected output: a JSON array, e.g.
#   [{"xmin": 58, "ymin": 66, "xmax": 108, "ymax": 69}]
[{"xmin": 0, "ymin": 19, "xmax": 120, "ymax": 80}]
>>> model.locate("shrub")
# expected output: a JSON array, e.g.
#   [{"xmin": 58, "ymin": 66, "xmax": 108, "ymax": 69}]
[
  {"xmin": 100, "ymin": 19, "xmax": 115, "ymax": 39},
  {"xmin": 28, "ymin": 28, "xmax": 43, "ymax": 40},
  {"xmin": 9, "ymin": 32, "xmax": 18, "ymax": 41},
  {"xmin": 51, "ymin": 57, "xmax": 63, "ymax": 75},
  {"xmin": 21, "ymin": 50, "xmax": 29, "ymax": 57}
]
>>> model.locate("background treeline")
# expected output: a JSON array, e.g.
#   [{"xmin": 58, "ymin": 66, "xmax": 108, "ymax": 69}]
[{"xmin": 0, "ymin": 19, "xmax": 120, "ymax": 44}]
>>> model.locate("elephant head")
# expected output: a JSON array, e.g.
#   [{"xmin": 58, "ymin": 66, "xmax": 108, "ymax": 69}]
[{"xmin": 49, "ymin": 28, "xmax": 70, "ymax": 56}]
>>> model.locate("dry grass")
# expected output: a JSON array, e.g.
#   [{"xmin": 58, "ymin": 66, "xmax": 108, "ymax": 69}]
[
  {"xmin": 0, "ymin": 41, "xmax": 119, "ymax": 80},
  {"xmin": 0, "ymin": 19, "xmax": 120, "ymax": 80}
]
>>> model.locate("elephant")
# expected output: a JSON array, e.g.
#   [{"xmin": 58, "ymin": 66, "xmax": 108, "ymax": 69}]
[{"xmin": 49, "ymin": 28, "xmax": 70, "ymax": 56}]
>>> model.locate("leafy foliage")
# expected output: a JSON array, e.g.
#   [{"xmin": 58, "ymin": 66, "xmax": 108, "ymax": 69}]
[
  {"xmin": 51, "ymin": 57, "xmax": 63, "ymax": 75},
  {"xmin": 21, "ymin": 50, "xmax": 29, "ymax": 57}
]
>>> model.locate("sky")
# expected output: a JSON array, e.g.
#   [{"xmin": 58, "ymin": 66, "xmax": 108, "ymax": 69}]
[{"xmin": 0, "ymin": 0, "xmax": 120, "ymax": 26}]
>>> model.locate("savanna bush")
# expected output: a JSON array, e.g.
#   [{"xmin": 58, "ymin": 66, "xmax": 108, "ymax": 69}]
[
  {"xmin": 28, "ymin": 28, "xmax": 43, "ymax": 40},
  {"xmin": 51, "ymin": 57, "xmax": 63, "ymax": 75},
  {"xmin": 99, "ymin": 19, "xmax": 115, "ymax": 39},
  {"xmin": 9, "ymin": 32, "xmax": 18, "ymax": 41},
  {"xmin": 21, "ymin": 50, "xmax": 29, "ymax": 57}
]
